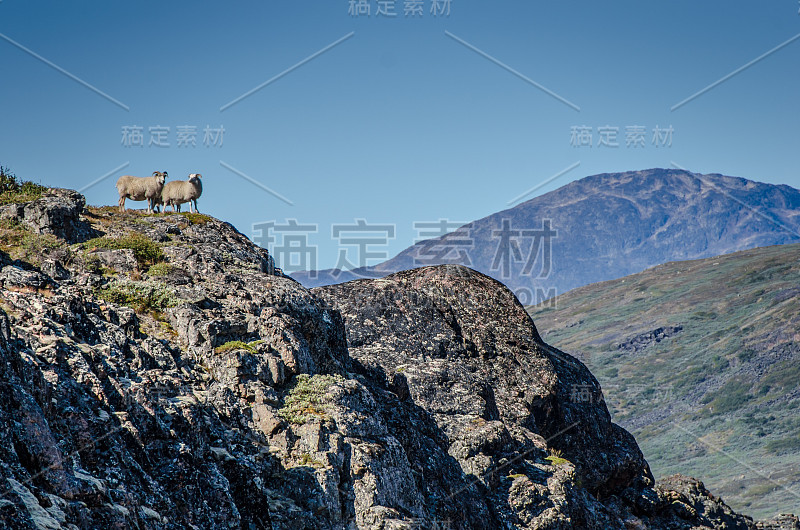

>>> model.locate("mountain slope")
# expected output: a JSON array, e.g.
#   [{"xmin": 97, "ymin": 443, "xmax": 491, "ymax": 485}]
[
  {"xmin": 292, "ymin": 168, "xmax": 800, "ymax": 304},
  {"xmin": 527, "ymin": 242, "xmax": 800, "ymax": 519},
  {"xmin": 0, "ymin": 187, "xmax": 795, "ymax": 528}
]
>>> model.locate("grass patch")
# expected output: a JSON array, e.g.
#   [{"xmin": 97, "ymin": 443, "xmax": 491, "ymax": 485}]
[
  {"xmin": 296, "ymin": 453, "xmax": 324, "ymax": 468},
  {"xmin": 179, "ymin": 212, "xmax": 212, "ymax": 225},
  {"xmin": 545, "ymin": 455, "xmax": 571, "ymax": 466},
  {"xmin": 759, "ymin": 360, "xmax": 800, "ymax": 393},
  {"xmin": 96, "ymin": 279, "xmax": 184, "ymax": 315},
  {"xmin": 0, "ymin": 228, "xmax": 64, "ymax": 266},
  {"xmin": 147, "ymin": 262, "xmax": 177, "ymax": 277},
  {"xmin": 0, "ymin": 165, "xmax": 48, "ymax": 205},
  {"xmin": 278, "ymin": 374, "xmax": 342, "ymax": 425},
  {"xmin": 765, "ymin": 436, "xmax": 800, "ymax": 455},
  {"xmin": 214, "ymin": 340, "xmax": 261, "ymax": 354},
  {"xmin": 84, "ymin": 233, "xmax": 163, "ymax": 268},
  {"xmin": 702, "ymin": 378, "xmax": 753, "ymax": 415}
]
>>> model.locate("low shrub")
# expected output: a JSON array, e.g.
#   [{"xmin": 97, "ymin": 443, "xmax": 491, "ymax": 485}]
[
  {"xmin": 278, "ymin": 374, "xmax": 342, "ymax": 425},
  {"xmin": 0, "ymin": 165, "xmax": 47, "ymax": 205},
  {"xmin": 85, "ymin": 233, "xmax": 164, "ymax": 267},
  {"xmin": 96, "ymin": 279, "xmax": 183, "ymax": 315}
]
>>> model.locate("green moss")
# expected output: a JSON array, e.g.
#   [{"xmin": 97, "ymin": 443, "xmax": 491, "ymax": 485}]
[
  {"xmin": 296, "ymin": 453, "xmax": 324, "ymax": 468},
  {"xmin": 179, "ymin": 212, "xmax": 212, "ymax": 225},
  {"xmin": 85, "ymin": 233, "xmax": 164, "ymax": 267},
  {"xmin": 545, "ymin": 455, "xmax": 571, "ymax": 466},
  {"xmin": 147, "ymin": 262, "xmax": 176, "ymax": 276},
  {"xmin": 96, "ymin": 279, "xmax": 184, "ymax": 315},
  {"xmin": 214, "ymin": 340, "xmax": 258, "ymax": 354},
  {"xmin": 278, "ymin": 374, "xmax": 342, "ymax": 425}
]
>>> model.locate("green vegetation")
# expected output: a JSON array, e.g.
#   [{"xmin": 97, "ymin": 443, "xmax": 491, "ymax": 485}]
[
  {"xmin": 84, "ymin": 233, "xmax": 164, "ymax": 268},
  {"xmin": 179, "ymin": 212, "xmax": 212, "ymax": 225},
  {"xmin": 765, "ymin": 436, "xmax": 800, "ymax": 455},
  {"xmin": 214, "ymin": 340, "xmax": 264, "ymax": 354},
  {"xmin": 0, "ymin": 167, "xmax": 62, "ymax": 265},
  {"xmin": 0, "ymin": 165, "xmax": 47, "ymax": 205},
  {"xmin": 701, "ymin": 378, "xmax": 752, "ymax": 415},
  {"xmin": 758, "ymin": 360, "xmax": 800, "ymax": 394},
  {"xmin": 545, "ymin": 455, "xmax": 571, "ymax": 466},
  {"xmin": 147, "ymin": 262, "xmax": 177, "ymax": 277},
  {"xmin": 526, "ymin": 242, "xmax": 800, "ymax": 519},
  {"xmin": 296, "ymin": 453, "xmax": 324, "ymax": 468},
  {"xmin": 96, "ymin": 279, "xmax": 183, "ymax": 315},
  {"xmin": 0, "ymin": 229, "xmax": 64, "ymax": 266},
  {"xmin": 278, "ymin": 374, "xmax": 342, "ymax": 425},
  {"xmin": 82, "ymin": 253, "xmax": 113, "ymax": 276}
]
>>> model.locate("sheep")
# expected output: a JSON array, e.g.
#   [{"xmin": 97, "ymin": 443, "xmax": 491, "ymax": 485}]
[
  {"xmin": 116, "ymin": 171, "xmax": 168, "ymax": 213},
  {"xmin": 161, "ymin": 173, "xmax": 202, "ymax": 213}
]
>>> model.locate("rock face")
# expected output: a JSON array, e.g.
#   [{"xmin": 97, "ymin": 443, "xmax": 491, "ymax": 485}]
[
  {"xmin": 0, "ymin": 188, "xmax": 98, "ymax": 243},
  {"xmin": 0, "ymin": 190, "xmax": 796, "ymax": 529}
]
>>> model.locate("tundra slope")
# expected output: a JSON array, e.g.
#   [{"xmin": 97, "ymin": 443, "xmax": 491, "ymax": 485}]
[
  {"xmin": 527, "ymin": 242, "xmax": 800, "ymax": 519},
  {"xmin": 0, "ymin": 187, "xmax": 796, "ymax": 528}
]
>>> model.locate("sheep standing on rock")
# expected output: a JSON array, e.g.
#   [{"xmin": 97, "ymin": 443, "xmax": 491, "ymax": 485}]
[
  {"xmin": 116, "ymin": 171, "xmax": 168, "ymax": 213},
  {"xmin": 162, "ymin": 173, "xmax": 203, "ymax": 213}
]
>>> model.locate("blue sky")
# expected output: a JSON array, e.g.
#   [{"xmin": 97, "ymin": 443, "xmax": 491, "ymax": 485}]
[{"xmin": 1, "ymin": 0, "xmax": 798, "ymax": 270}]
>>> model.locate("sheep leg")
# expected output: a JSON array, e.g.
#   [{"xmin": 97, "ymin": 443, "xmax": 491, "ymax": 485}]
[{"xmin": 118, "ymin": 195, "xmax": 126, "ymax": 213}]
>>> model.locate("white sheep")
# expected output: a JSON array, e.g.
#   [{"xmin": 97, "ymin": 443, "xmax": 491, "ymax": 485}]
[
  {"xmin": 161, "ymin": 173, "xmax": 203, "ymax": 213},
  {"xmin": 116, "ymin": 171, "xmax": 168, "ymax": 213}
]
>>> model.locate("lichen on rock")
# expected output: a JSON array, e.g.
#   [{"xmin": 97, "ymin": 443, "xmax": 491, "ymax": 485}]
[{"xmin": 0, "ymin": 188, "xmax": 796, "ymax": 529}]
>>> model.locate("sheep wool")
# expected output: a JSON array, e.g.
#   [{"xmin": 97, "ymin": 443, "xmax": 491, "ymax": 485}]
[
  {"xmin": 161, "ymin": 173, "xmax": 203, "ymax": 213},
  {"xmin": 116, "ymin": 171, "xmax": 168, "ymax": 213}
]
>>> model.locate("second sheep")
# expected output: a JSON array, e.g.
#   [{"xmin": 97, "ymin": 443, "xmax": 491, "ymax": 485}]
[{"xmin": 161, "ymin": 173, "xmax": 203, "ymax": 213}]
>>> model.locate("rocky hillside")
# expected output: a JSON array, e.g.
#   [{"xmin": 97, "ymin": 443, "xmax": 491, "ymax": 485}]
[
  {"xmin": 0, "ymin": 187, "xmax": 796, "ymax": 528},
  {"xmin": 527, "ymin": 243, "xmax": 800, "ymax": 520},
  {"xmin": 291, "ymin": 169, "xmax": 800, "ymax": 304}
]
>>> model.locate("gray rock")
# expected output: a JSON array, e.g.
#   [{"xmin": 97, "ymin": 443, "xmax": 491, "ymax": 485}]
[
  {"xmin": 0, "ymin": 188, "xmax": 791, "ymax": 529},
  {"xmin": 15, "ymin": 188, "xmax": 97, "ymax": 243}
]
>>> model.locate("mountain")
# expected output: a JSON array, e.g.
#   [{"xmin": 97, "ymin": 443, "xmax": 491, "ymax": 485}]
[
  {"xmin": 291, "ymin": 168, "xmax": 800, "ymax": 304},
  {"xmin": 0, "ymin": 186, "xmax": 796, "ymax": 528},
  {"xmin": 527, "ymin": 242, "xmax": 800, "ymax": 520}
]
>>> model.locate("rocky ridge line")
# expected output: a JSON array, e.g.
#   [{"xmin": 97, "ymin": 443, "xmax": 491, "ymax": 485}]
[{"xmin": 0, "ymin": 188, "xmax": 796, "ymax": 529}]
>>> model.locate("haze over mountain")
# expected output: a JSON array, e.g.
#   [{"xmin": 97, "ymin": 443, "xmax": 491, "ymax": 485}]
[
  {"xmin": 290, "ymin": 169, "xmax": 800, "ymax": 304},
  {"xmin": 528, "ymin": 242, "xmax": 800, "ymax": 519}
]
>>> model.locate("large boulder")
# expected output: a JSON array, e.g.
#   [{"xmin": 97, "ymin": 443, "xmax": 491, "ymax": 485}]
[{"xmin": 0, "ymin": 188, "xmax": 97, "ymax": 243}]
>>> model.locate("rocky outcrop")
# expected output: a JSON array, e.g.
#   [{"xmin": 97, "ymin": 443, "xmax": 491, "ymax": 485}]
[
  {"xmin": 0, "ymin": 190, "xmax": 795, "ymax": 528},
  {"xmin": 0, "ymin": 188, "xmax": 98, "ymax": 243}
]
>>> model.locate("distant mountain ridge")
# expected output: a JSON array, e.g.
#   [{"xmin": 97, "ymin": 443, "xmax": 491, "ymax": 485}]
[{"xmin": 290, "ymin": 168, "xmax": 800, "ymax": 302}]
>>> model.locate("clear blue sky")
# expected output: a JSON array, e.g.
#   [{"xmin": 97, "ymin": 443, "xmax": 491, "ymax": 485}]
[{"xmin": 2, "ymin": 1, "xmax": 798, "ymax": 270}]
